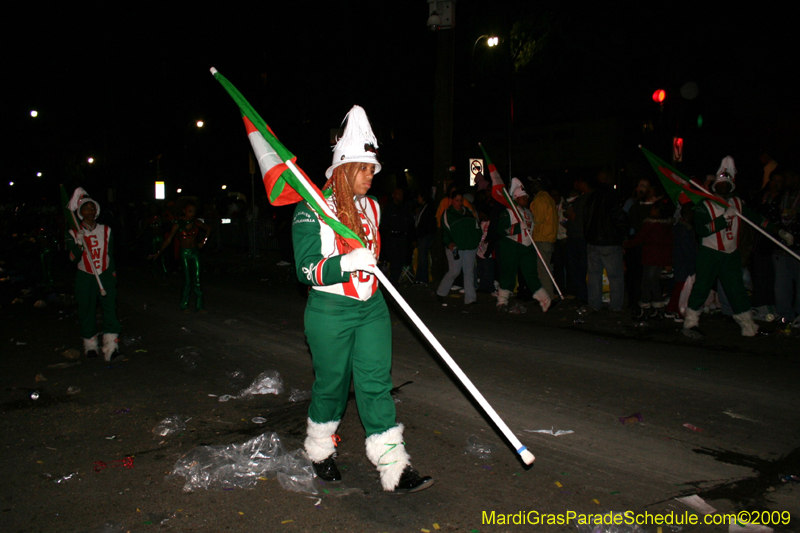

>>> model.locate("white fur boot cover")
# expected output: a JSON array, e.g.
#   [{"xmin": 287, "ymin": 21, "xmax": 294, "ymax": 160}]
[
  {"xmin": 533, "ymin": 288, "xmax": 552, "ymax": 312},
  {"xmin": 496, "ymin": 289, "xmax": 511, "ymax": 307},
  {"xmin": 733, "ymin": 311, "xmax": 759, "ymax": 337},
  {"xmin": 304, "ymin": 419, "xmax": 340, "ymax": 462},
  {"xmin": 365, "ymin": 424, "xmax": 411, "ymax": 491},
  {"xmin": 683, "ymin": 307, "xmax": 701, "ymax": 330},
  {"xmin": 83, "ymin": 336, "xmax": 99, "ymax": 355},
  {"xmin": 102, "ymin": 333, "xmax": 119, "ymax": 362}
]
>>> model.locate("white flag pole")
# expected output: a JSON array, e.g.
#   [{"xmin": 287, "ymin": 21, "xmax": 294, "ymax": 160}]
[{"xmin": 284, "ymin": 159, "xmax": 535, "ymax": 465}]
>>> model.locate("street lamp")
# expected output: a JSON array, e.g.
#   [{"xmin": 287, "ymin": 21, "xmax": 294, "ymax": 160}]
[
  {"xmin": 196, "ymin": 120, "xmax": 204, "ymax": 128},
  {"xmin": 30, "ymin": 110, "xmax": 38, "ymax": 118}
]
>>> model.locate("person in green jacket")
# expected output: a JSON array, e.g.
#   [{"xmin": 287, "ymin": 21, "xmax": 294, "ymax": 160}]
[{"xmin": 436, "ymin": 189, "xmax": 482, "ymax": 305}]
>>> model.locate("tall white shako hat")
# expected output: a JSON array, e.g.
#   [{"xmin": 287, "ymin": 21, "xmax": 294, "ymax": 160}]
[
  {"xmin": 509, "ymin": 177, "xmax": 528, "ymax": 198},
  {"xmin": 713, "ymin": 156, "xmax": 737, "ymax": 192},
  {"xmin": 68, "ymin": 187, "xmax": 100, "ymax": 219},
  {"xmin": 325, "ymin": 105, "xmax": 381, "ymax": 179}
]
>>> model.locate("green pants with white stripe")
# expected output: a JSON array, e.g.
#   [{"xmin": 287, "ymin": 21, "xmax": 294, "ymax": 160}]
[{"xmin": 304, "ymin": 289, "xmax": 395, "ymax": 437}]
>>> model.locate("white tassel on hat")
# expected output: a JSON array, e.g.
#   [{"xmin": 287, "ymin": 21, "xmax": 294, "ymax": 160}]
[{"xmin": 325, "ymin": 105, "xmax": 382, "ymax": 178}]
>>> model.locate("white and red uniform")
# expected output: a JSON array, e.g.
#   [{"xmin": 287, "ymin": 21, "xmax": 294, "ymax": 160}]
[
  {"xmin": 69, "ymin": 224, "xmax": 112, "ymax": 274},
  {"xmin": 699, "ymin": 197, "xmax": 742, "ymax": 253}
]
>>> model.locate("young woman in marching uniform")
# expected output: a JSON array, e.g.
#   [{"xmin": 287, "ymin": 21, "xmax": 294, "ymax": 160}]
[
  {"xmin": 292, "ymin": 105, "xmax": 433, "ymax": 494},
  {"xmin": 495, "ymin": 178, "xmax": 551, "ymax": 313},
  {"xmin": 66, "ymin": 189, "xmax": 122, "ymax": 361}
]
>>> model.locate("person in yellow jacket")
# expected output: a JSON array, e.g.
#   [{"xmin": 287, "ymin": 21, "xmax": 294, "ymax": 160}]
[
  {"xmin": 435, "ymin": 183, "xmax": 477, "ymax": 227},
  {"xmin": 529, "ymin": 178, "xmax": 559, "ymax": 298}
]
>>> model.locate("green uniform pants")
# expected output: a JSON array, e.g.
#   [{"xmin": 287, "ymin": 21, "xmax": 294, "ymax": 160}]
[
  {"xmin": 180, "ymin": 248, "xmax": 203, "ymax": 310},
  {"xmin": 498, "ymin": 238, "xmax": 543, "ymax": 294},
  {"xmin": 76, "ymin": 269, "xmax": 121, "ymax": 339},
  {"xmin": 688, "ymin": 247, "xmax": 751, "ymax": 314},
  {"xmin": 304, "ymin": 289, "xmax": 395, "ymax": 437}
]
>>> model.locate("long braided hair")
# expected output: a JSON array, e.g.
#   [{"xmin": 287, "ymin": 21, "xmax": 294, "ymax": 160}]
[{"xmin": 323, "ymin": 163, "xmax": 379, "ymax": 256}]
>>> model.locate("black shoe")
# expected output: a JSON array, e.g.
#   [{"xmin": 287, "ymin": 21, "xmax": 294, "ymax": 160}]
[
  {"xmin": 107, "ymin": 350, "xmax": 123, "ymax": 363},
  {"xmin": 312, "ymin": 455, "xmax": 341, "ymax": 482},
  {"xmin": 436, "ymin": 295, "xmax": 445, "ymax": 304},
  {"xmin": 393, "ymin": 466, "xmax": 433, "ymax": 494},
  {"xmin": 86, "ymin": 350, "xmax": 98, "ymax": 359}
]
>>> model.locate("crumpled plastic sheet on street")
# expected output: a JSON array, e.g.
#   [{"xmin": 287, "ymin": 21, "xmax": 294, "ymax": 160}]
[
  {"xmin": 169, "ymin": 432, "xmax": 317, "ymax": 494},
  {"xmin": 152, "ymin": 416, "xmax": 186, "ymax": 437},
  {"xmin": 288, "ymin": 388, "xmax": 312, "ymax": 402},
  {"xmin": 464, "ymin": 434, "xmax": 493, "ymax": 459},
  {"xmin": 238, "ymin": 370, "xmax": 284, "ymax": 397}
]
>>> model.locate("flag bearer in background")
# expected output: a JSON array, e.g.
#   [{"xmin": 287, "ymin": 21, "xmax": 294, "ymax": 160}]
[
  {"xmin": 683, "ymin": 157, "xmax": 786, "ymax": 338},
  {"xmin": 495, "ymin": 178, "xmax": 551, "ymax": 313},
  {"xmin": 65, "ymin": 188, "xmax": 122, "ymax": 361},
  {"xmin": 150, "ymin": 200, "xmax": 211, "ymax": 313},
  {"xmin": 292, "ymin": 105, "xmax": 433, "ymax": 494}
]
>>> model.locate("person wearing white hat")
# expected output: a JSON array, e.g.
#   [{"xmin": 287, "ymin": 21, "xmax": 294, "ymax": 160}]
[
  {"xmin": 65, "ymin": 188, "xmax": 122, "ymax": 361},
  {"xmin": 495, "ymin": 178, "xmax": 550, "ymax": 312},
  {"xmin": 292, "ymin": 105, "xmax": 433, "ymax": 494},
  {"xmin": 683, "ymin": 156, "xmax": 784, "ymax": 338}
]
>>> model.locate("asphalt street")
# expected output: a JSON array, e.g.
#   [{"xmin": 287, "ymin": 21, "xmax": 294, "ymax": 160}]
[{"xmin": 1, "ymin": 250, "xmax": 798, "ymax": 533}]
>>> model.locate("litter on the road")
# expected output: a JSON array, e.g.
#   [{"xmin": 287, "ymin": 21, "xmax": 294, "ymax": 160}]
[
  {"xmin": 464, "ymin": 434, "xmax": 493, "ymax": 459},
  {"xmin": 675, "ymin": 494, "xmax": 717, "ymax": 514},
  {"xmin": 682, "ymin": 423, "xmax": 704, "ymax": 432},
  {"xmin": 152, "ymin": 416, "xmax": 186, "ymax": 437},
  {"xmin": 619, "ymin": 413, "xmax": 643, "ymax": 425},
  {"xmin": 524, "ymin": 428, "xmax": 574, "ymax": 436},
  {"xmin": 237, "ymin": 370, "xmax": 284, "ymax": 397},
  {"xmin": 288, "ymin": 388, "xmax": 312, "ymax": 402},
  {"xmin": 66, "ymin": 386, "xmax": 81, "ymax": 395},
  {"xmin": 63, "ymin": 348, "xmax": 81, "ymax": 360},
  {"xmin": 52, "ymin": 472, "xmax": 79, "ymax": 484},
  {"xmin": 251, "ymin": 417, "xmax": 267, "ymax": 424},
  {"xmin": 169, "ymin": 431, "xmax": 317, "ymax": 494},
  {"xmin": 723, "ymin": 410, "xmax": 757, "ymax": 422},
  {"xmin": 94, "ymin": 456, "xmax": 134, "ymax": 472}
]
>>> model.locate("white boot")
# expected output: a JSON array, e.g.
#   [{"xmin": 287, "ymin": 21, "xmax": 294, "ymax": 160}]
[
  {"xmin": 102, "ymin": 333, "xmax": 120, "ymax": 362},
  {"xmin": 682, "ymin": 307, "xmax": 703, "ymax": 339},
  {"xmin": 683, "ymin": 307, "xmax": 700, "ymax": 329},
  {"xmin": 365, "ymin": 424, "xmax": 411, "ymax": 491},
  {"xmin": 496, "ymin": 289, "xmax": 511, "ymax": 310},
  {"xmin": 304, "ymin": 418, "xmax": 340, "ymax": 462},
  {"xmin": 82, "ymin": 335, "xmax": 99, "ymax": 358},
  {"xmin": 733, "ymin": 311, "xmax": 759, "ymax": 337},
  {"xmin": 533, "ymin": 288, "xmax": 552, "ymax": 313}
]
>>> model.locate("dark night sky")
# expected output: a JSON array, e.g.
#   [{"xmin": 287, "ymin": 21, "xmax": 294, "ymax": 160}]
[{"xmin": 7, "ymin": 3, "xmax": 799, "ymax": 204}]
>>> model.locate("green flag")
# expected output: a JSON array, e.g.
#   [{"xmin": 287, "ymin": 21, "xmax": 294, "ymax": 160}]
[{"xmin": 640, "ymin": 146, "xmax": 724, "ymax": 207}]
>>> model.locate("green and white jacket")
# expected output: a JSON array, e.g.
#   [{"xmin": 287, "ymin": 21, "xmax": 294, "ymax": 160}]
[{"xmin": 292, "ymin": 194, "xmax": 381, "ymax": 301}]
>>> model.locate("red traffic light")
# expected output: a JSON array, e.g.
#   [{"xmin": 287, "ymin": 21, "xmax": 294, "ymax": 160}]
[{"xmin": 652, "ymin": 89, "xmax": 666, "ymax": 103}]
